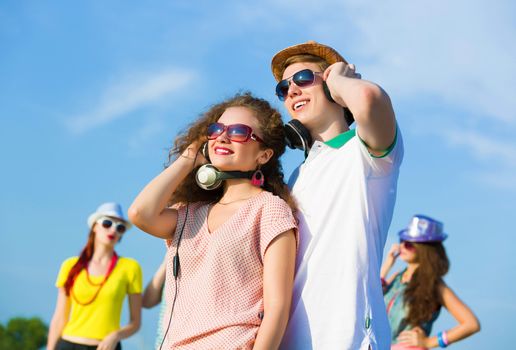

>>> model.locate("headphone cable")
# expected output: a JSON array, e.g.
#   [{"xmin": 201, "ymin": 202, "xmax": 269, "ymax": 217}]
[{"xmin": 158, "ymin": 146, "xmax": 199, "ymax": 350}]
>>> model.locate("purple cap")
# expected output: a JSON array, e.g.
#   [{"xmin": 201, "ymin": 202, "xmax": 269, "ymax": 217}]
[{"xmin": 398, "ymin": 215, "xmax": 447, "ymax": 242}]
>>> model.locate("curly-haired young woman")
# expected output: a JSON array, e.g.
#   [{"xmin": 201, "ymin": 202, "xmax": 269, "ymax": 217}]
[{"xmin": 129, "ymin": 92, "xmax": 298, "ymax": 349}]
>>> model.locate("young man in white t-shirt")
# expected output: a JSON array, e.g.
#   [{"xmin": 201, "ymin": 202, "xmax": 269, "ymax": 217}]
[{"xmin": 271, "ymin": 41, "xmax": 403, "ymax": 350}]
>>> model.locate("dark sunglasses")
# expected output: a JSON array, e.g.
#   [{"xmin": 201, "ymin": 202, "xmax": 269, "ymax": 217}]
[
  {"xmin": 275, "ymin": 69, "xmax": 322, "ymax": 101},
  {"xmin": 400, "ymin": 240, "xmax": 416, "ymax": 251},
  {"xmin": 98, "ymin": 218, "xmax": 127, "ymax": 234},
  {"xmin": 207, "ymin": 123, "xmax": 264, "ymax": 143}
]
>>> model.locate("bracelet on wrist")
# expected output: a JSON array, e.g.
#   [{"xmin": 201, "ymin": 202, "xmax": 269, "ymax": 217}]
[
  {"xmin": 437, "ymin": 331, "xmax": 449, "ymax": 348},
  {"xmin": 442, "ymin": 331, "xmax": 449, "ymax": 346}
]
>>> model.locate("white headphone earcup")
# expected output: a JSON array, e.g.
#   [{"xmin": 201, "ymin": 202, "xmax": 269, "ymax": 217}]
[{"xmin": 195, "ymin": 164, "xmax": 222, "ymax": 190}]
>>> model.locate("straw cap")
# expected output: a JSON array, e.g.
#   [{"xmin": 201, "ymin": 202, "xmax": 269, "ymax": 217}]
[
  {"xmin": 87, "ymin": 202, "xmax": 132, "ymax": 229},
  {"xmin": 398, "ymin": 215, "xmax": 448, "ymax": 243},
  {"xmin": 271, "ymin": 41, "xmax": 348, "ymax": 81}
]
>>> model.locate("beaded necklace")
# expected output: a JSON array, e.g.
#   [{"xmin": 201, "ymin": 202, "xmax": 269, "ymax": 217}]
[{"xmin": 71, "ymin": 253, "xmax": 118, "ymax": 306}]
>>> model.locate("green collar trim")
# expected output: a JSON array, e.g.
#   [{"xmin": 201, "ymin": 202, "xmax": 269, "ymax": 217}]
[
  {"xmin": 324, "ymin": 129, "xmax": 356, "ymax": 148},
  {"xmin": 361, "ymin": 127, "xmax": 398, "ymax": 158}
]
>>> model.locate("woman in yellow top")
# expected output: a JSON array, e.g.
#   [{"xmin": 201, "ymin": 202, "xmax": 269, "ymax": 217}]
[{"xmin": 47, "ymin": 202, "xmax": 143, "ymax": 350}]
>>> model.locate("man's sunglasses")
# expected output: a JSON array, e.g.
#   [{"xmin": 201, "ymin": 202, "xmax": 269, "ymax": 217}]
[
  {"xmin": 97, "ymin": 217, "xmax": 127, "ymax": 234},
  {"xmin": 207, "ymin": 123, "xmax": 264, "ymax": 143},
  {"xmin": 275, "ymin": 69, "xmax": 322, "ymax": 101}
]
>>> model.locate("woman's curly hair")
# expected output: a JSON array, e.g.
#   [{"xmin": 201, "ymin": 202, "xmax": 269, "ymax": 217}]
[{"xmin": 167, "ymin": 92, "xmax": 296, "ymax": 211}]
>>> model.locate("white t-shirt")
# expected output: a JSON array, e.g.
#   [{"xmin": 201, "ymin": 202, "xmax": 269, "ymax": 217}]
[{"xmin": 280, "ymin": 127, "xmax": 403, "ymax": 350}]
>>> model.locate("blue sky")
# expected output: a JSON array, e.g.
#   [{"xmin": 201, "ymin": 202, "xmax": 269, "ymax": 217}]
[{"xmin": 1, "ymin": 1, "xmax": 515, "ymax": 349}]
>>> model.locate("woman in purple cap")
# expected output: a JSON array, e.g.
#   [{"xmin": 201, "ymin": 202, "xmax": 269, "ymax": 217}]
[{"xmin": 380, "ymin": 215, "xmax": 480, "ymax": 349}]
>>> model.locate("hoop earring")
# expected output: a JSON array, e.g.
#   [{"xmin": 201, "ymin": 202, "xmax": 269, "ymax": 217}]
[{"xmin": 251, "ymin": 169, "xmax": 265, "ymax": 187}]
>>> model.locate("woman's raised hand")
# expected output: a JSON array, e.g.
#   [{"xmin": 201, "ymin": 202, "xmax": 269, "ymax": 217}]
[
  {"xmin": 180, "ymin": 140, "xmax": 209, "ymax": 168},
  {"xmin": 387, "ymin": 243, "xmax": 400, "ymax": 261}
]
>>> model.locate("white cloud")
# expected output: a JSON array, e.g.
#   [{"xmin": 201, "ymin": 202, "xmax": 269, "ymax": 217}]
[
  {"xmin": 66, "ymin": 68, "xmax": 197, "ymax": 134},
  {"xmin": 441, "ymin": 128, "xmax": 516, "ymax": 167},
  {"xmin": 346, "ymin": 0, "xmax": 516, "ymax": 125},
  {"xmin": 435, "ymin": 125, "xmax": 516, "ymax": 190},
  {"xmin": 127, "ymin": 117, "xmax": 167, "ymax": 156}
]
